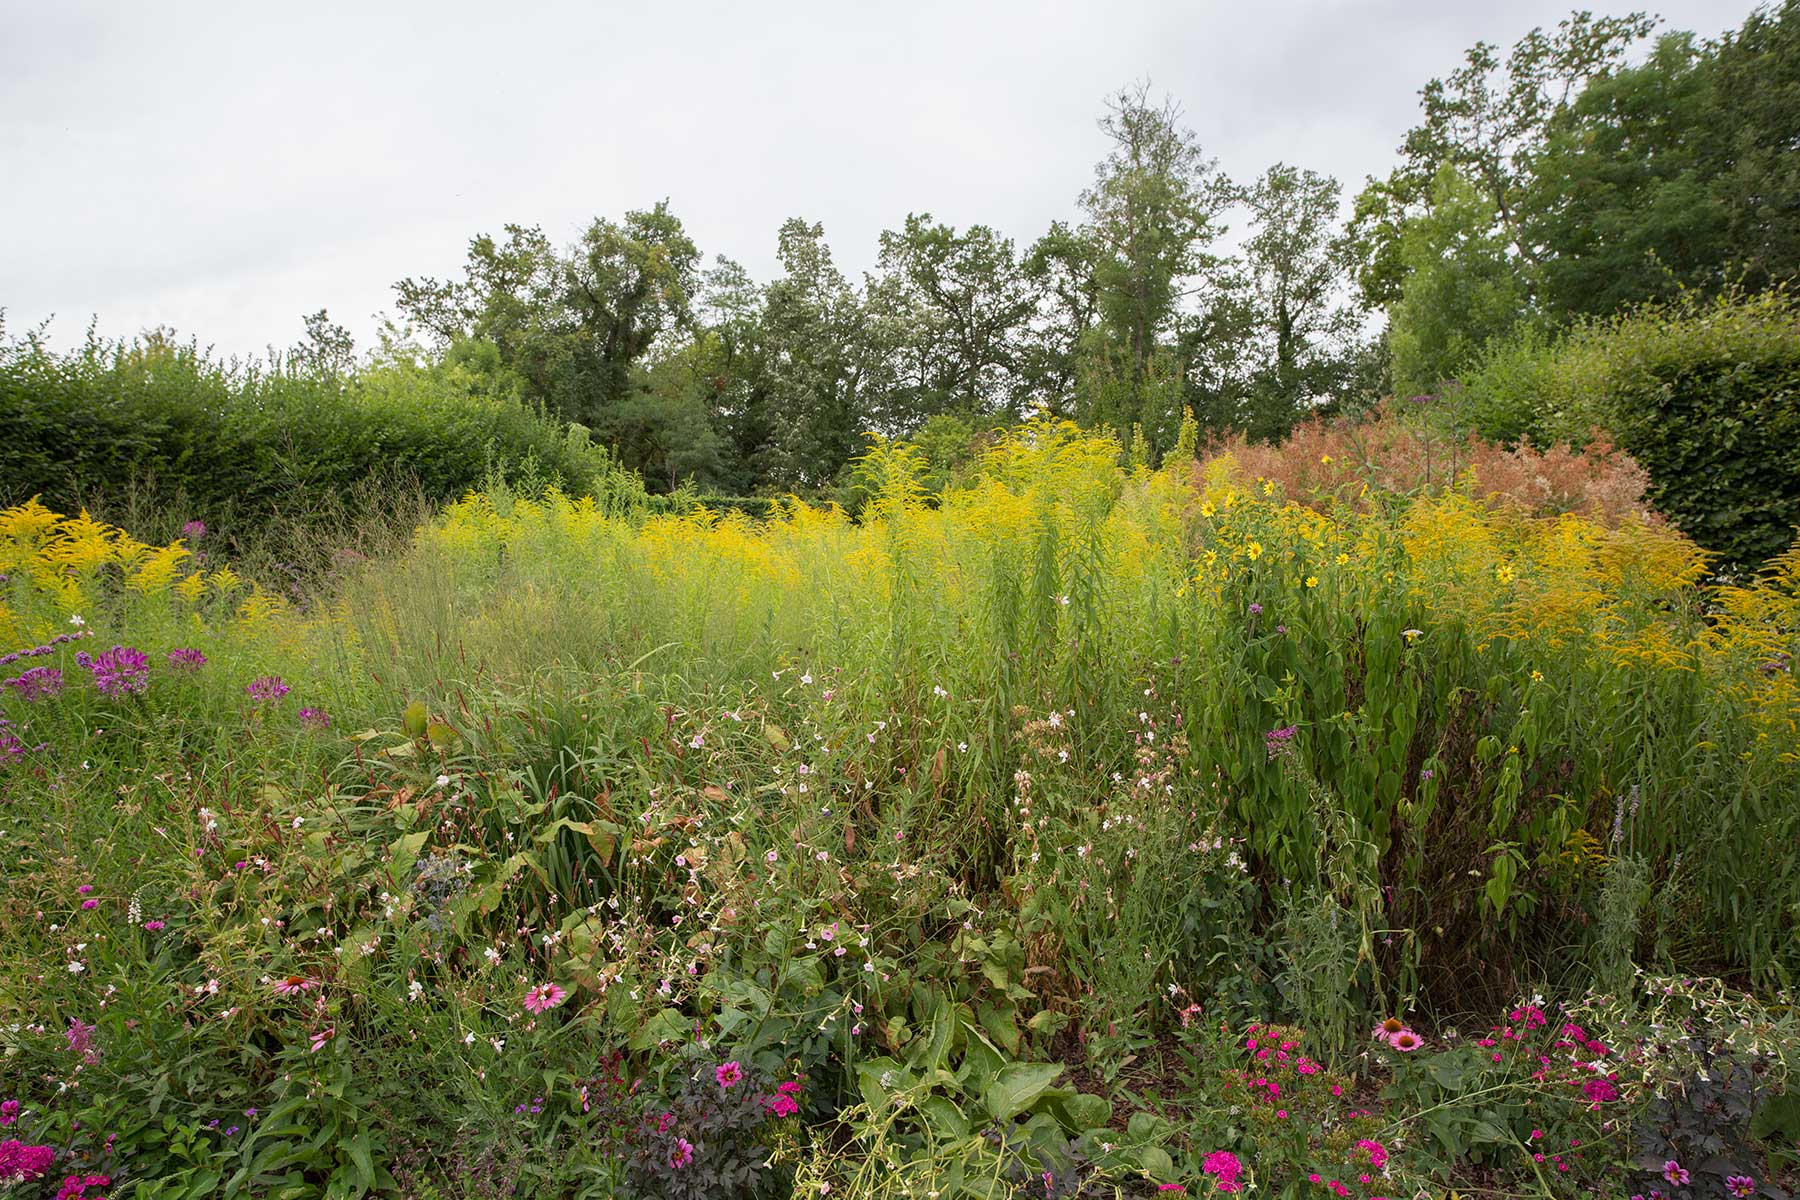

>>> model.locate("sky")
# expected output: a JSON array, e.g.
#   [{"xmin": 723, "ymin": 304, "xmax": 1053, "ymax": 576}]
[{"xmin": 2, "ymin": 0, "xmax": 1759, "ymax": 362}]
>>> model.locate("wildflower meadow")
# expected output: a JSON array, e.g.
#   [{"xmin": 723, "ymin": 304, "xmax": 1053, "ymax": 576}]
[{"xmin": 2, "ymin": 416, "xmax": 1797, "ymax": 1198}]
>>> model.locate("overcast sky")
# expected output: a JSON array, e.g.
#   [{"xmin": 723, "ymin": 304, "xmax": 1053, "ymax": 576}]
[{"xmin": 2, "ymin": 0, "xmax": 1759, "ymax": 361}]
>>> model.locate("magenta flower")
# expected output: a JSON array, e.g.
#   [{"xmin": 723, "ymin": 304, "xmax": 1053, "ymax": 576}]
[
  {"xmin": 298, "ymin": 707, "xmax": 331, "ymax": 729},
  {"xmin": 181, "ymin": 520, "xmax": 207, "ymax": 541},
  {"xmin": 80, "ymin": 899, "xmax": 97, "ymax": 910},
  {"xmin": 1662, "ymin": 1160, "xmax": 1690, "ymax": 1186},
  {"xmin": 0, "ymin": 1099, "xmax": 18, "ymax": 1126},
  {"xmin": 77, "ymin": 646, "xmax": 149, "ymax": 697},
  {"xmin": 668, "ymin": 1137, "xmax": 694, "ymax": 1170},
  {"xmin": 1727, "ymin": 1177, "xmax": 1757, "ymax": 1198},
  {"xmin": 142, "ymin": 920, "xmax": 166, "ymax": 932},
  {"xmin": 0, "ymin": 1138, "xmax": 56, "ymax": 1181},
  {"xmin": 1387, "ymin": 1028, "xmax": 1424, "ymax": 1052},
  {"xmin": 3, "ymin": 667, "xmax": 63, "ymax": 702},
  {"xmin": 714, "ymin": 1061, "xmax": 743, "ymax": 1088},
  {"xmin": 245, "ymin": 676, "xmax": 290, "ymax": 704},
  {"xmin": 522, "ymin": 983, "xmax": 567, "ymax": 1014},
  {"xmin": 166, "ymin": 648, "xmax": 207, "ymax": 670},
  {"xmin": 271, "ymin": 975, "xmax": 316, "ymax": 996}
]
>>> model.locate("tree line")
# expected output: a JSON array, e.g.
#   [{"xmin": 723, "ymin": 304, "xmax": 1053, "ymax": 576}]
[{"xmin": 344, "ymin": 2, "xmax": 1796, "ymax": 495}]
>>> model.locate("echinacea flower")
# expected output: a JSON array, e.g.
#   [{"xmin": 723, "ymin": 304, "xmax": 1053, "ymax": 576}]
[
  {"xmin": 1378, "ymin": 1017, "xmax": 1405, "ymax": 1036},
  {"xmin": 715, "ymin": 1061, "xmax": 743, "ymax": 1088},
  {"xmin": 272, "ymin": 975, "xmax": 316, "ymax": 996},
  {"xmin": 308, "ymin": 1027, "xmax": 335, "ymax": 1054},
  {"xmin": 1387, "ymin": 1028, "xmax": 1423, "ymax": 1052},
  {"xmin": 522, "ymin": 983, "xmax": 567, "ymax": 1014}
]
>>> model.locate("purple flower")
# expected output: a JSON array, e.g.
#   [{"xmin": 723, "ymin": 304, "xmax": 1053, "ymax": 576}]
[
  {"xmin": 245, "ymin": 676, "xmax": 290, "ymax": 704},
  {"xmin": 65, "ymin": 1018, "xmax": 97, "ymax": 1062},
  {"xmin": 181, "ymin": 520, "xmax": 207, "ymax": 541},
  {"xmin": 1727, "ymin": 1176, "xmax": 1756, "ymax": 1198},
  {"xmin": 77, "ymin": 646, "xmax": 150, "ymax": 697},
  {"xmin": 142, "ymin": 920, "xmax": 166, "ymax": 932},
  {"xmin": 0, "ymin": 1099, "xmax": 18, "ymax": 1126},
  {"xmin": 1265, "ymin": 725, "xmax": 1299, "ymax": 760},
  {"xmin": 0, "ymin": 1137, "xmax": 55, "ymax": 1180},
  {"xmin": 1248, "ymin": 603, "xmax": 1263, "ymax": 615},
  {"xmin": 668, "ymin": 1137, "xmax": 694, "ymax": 1170},
  {"xmin": 0, "ymin": 629, "xmax": 89, "ymax": 669},
  {"xmin": 3, "ymin": 666, "xmax": 63, "ymax": 702},
  {"xmin": 298, "ymin": 707, "xmax": 330, "ymax": 729},
  {"xmin": 166, "ymin": 648, "xmax": 207, "ymax": 670}
]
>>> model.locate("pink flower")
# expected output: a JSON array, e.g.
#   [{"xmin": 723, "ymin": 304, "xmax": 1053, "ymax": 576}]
[
  {"xmin": 142, "ymin": 920, "xmax": 165, "ymax": 932},
  {"xmin": 80, "ymin": 899, "xmax": 97, "ymax": 910},
  {"xmin": 1662, "ymin": 1160, "xmax": 1690, "ymax": 1186},
  {"xmin": 1387, "ymin": 1028, "xmax": 1423, "ymax": 1052},
  {"xmin": 522, "ymin": 983, "xmax": 567, "ymax": 1014},
  {"xmin": 308, "ymin": 1027, "xmax": 335, "ymax": 1054},
  {"xmin": 1727, "ymin": 1177, "xmax": 1757, "ymax": 1198},
  {"xmin": 1354, "ymin": 1139, "xmax": 1388, "ymax": 1169},
  {"xmin": 1157, "ymin": 1187, "xmax": 1187, "ymax": 1194},
  {"xmin": 668, "ymin": 1137, "xmax": 694, "ymax": 1169},
  {"xmin": 0, "ymin": 1100, "xmax": 18, "ymax": 1126},
  {"xmin": 271, "ymin": 975, "xmax": 315, "ymax": 996},
  {"xmin": 715, "ymin": 1061, "xmax": 743, "ymax": 1088}
]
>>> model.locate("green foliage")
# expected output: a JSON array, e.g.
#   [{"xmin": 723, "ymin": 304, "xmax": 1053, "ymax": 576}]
[
  {"xmin": 0, "ymin": 324, "xmax": 644, "ymax": 563},
  {"xmin": 1385, "ymin": 166, "xmax": 1531, "ymax": 399},
  {"xmin": 1473, "ymin": 289, "xmax": 1800, "ymax": 564}
]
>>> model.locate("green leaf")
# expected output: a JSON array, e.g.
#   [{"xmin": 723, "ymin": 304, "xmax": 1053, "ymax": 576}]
[
  {"xmin": 401, "ymin": 700, "xmax": 428, "ymax": 738},
  {"xmin": 981, "ymin": 1061, "xmax": 1064, "ymax": 1121}
]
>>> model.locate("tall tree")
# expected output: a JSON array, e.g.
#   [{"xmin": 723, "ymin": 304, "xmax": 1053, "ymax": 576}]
[
  {"xmin": 871, "ymin": 214, "xmax": 1035, "ymax": 423},
  {"xmin": 1081, "ymin": 83, "xmax": 1232, "ymax": 380},
  {"xmin": 1386, "ymin": 166, "xmax": 1530, "ymax": 398},
  {"xmin": 758, "ymin": 219, "xmax": 871, "ymax": 487},
  {"xmin": 1237, "ymin": 165, "xmax": 1362, "ymax": 438},
  {"xmin": 1019, "ymin": 221, "xmax": 1104, "ymax": 416}
]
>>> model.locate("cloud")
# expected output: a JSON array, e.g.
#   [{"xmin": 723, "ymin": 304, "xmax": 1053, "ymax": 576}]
[{"xmin": 1, "ymin": 0, "xmax": 1757, "ymax": 358}]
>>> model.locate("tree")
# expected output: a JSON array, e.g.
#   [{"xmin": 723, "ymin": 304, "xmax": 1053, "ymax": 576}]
[
  {"xmin": 871, "ymin": 213, "xmax": 1035, "ymax": 423},
  {"xmin": 1019, "ymin": 221, "xmax": 1104, "ymax": 416},
  {"xmin": 1386, "ymin": 166, "xmax": 1530, "ymax": 399},
  {"xmin": 1237, "ymin": 165, "xmax": 1362, "ymax": 438},
  {"xmin": 758, "ymin": 219, "xmax": 872, "ymax": 487},
  {"xmin": 1081, "ymin": 82, "xmax": 1232, "ymax": 380},
  {"xmin": 288, "ymin": 309, "xmax": 357, "ymax": 380},
  {"xmin": 1347, "ymin": 12, "xmax": 1656, "ymax": 308},
  {"xmin": 392, "ymin": 202, "xmax": 700, "ymax": 432}
]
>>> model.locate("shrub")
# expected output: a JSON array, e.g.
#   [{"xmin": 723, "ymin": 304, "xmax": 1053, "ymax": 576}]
[
  {"xmin": 0, "ymin": 325, "xmax": 646, "ymax": 566},
  {"xmin": 1462, "ymin": 289, "xmax": 1800, "ymax": 566},
  {"xmin": 1201, "ymin": 403, "xmax": 1655, "ymax": 526}
]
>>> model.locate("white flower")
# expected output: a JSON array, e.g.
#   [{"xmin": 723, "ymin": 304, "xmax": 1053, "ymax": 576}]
[
  {"xmin": 67, "ymin": 961, "xmax": 85, "ymax": 973},
  {"xmin": 291, "ymin": 817, "xmax": 303, "ymax": 829},
  {"xmin": 435, "ymin": 774, "xmax": 450, "ymax": 789},
  {"xmin": 69, "ymin": 614, "xmax": 85, "ymax": 626},
  {"xmin": 463, "ymin": 1031, "xmax": 476, "ymax": 1045},
  {"xmin": 800, "ymin": 672, "xmax": 813, "ymax": 685},
  {"xmin": 688, "ymin": 733, "xmax": 704, "ymax": 749}
]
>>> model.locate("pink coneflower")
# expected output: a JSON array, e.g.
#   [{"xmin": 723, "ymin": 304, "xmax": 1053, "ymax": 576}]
[
  {"xmin": 309, "ymin": 1027, "xmax": 335, "ymax": 1054},
  {"xmin": 272, "ymin": 975, "xmax": 316, "ymax": 996},
  {"xmin": 522, "ymin": 983, "xmax": 567, "ymax": 1014},
  {"xmin": 714, "ymin": 1061, "xmax": 743, "ymax": 1088},
  {"xmin": 1387, "ymin": 1028, "xmax": 1424, "ymax": 1052}
]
